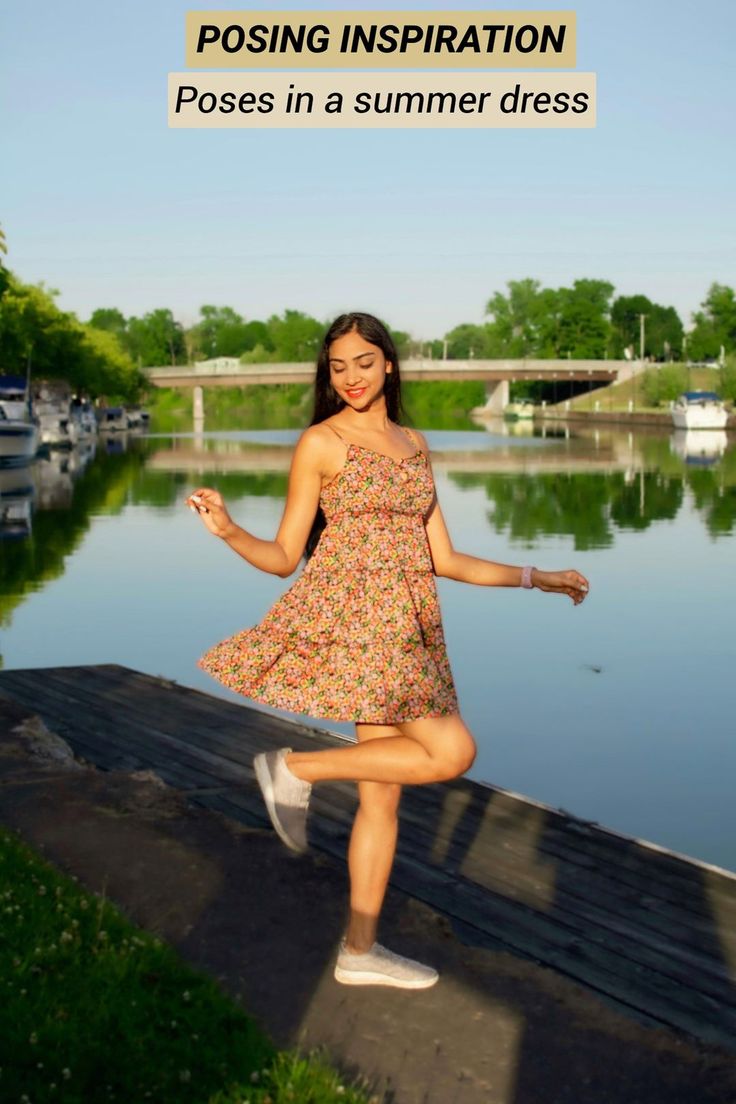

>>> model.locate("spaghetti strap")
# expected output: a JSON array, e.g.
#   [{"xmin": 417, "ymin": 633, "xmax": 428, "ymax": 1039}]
[
  {"xmin": 326, "ymin": 419, "xmax": 419, "ymax": 451},
  {"xmin": 323, "ymin": 421, "xmax": 349, "ymax": 444}
]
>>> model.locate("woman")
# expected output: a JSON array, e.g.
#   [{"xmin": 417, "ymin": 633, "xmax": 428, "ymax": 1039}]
[{"xmin": 186, "ymin": 311, "xmax": 589, "ymax": 990}]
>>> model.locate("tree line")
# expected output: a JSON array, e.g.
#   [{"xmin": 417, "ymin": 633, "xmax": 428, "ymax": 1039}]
[
  {"xmin": 82, "ymin": 280, "xmax": 736, "ymax": 367},
  {"xmin": 1, "ymin": 224, "xmax": 734, "ymax": 403}
]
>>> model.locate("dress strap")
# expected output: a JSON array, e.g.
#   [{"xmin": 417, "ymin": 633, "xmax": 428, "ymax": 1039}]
[
  {"xmin": 401, "ymin": 425, "xmax": 419, "ymax": 450},
  {"xmin": 323, "ymin": 421, "xmax": 349, "ymax": 444},
  {"xmin": 324, "ymin": 419, "xmax": 419, "ymax": 452}
]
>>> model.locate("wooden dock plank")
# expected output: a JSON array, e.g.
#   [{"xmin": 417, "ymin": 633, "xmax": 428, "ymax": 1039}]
[
  {"xmin": 11, "ymin": 663, "xmax": 734, "ymax": 954},
  {"xmin": 27, "ymin": 665, "xmax": 736, "ymax": 977},
  {"xmin": 66, "ymin": 666, "xmax": 736, "ymax": 912},
  {"xmin": 2, "ymin": 663, "xmax": 735, "ymax": 1053},
  {"xmin": 3, "ymin": 665, "xmax": 735, "ymax": 975}
]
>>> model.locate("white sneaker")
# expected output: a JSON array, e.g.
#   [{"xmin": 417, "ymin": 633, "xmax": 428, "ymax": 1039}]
[
  {"xmin": 334, "ymin": 938, "xmax": 439, "ymax": 989},
  {"xmin": 253, "ymin": 747, "xmax": 312, "ymax": 853}
]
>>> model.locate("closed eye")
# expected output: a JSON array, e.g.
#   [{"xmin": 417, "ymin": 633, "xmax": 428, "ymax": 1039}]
[{"xmin": 331, "ymin": 359, "xmax": 375, "ymax": 371}]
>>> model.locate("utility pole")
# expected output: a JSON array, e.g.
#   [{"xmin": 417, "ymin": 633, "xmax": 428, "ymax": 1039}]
[{"xmin": 635, "ymin": 313, "xmax": 647, "ymax": 410}]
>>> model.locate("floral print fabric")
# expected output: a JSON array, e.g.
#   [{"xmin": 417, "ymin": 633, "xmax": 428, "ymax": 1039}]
[{"xmin": 197, "ymin": 424, "xmax": 459, "ymax": 723}]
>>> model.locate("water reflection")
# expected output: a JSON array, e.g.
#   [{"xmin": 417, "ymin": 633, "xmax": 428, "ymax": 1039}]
[
  {"xmin": 2, "ymin": 417, "xmax": 735, "ymax": 868},
  {"xmin": 2, "ymin": 419, "xmax": 735, "ymax": 564},
  {"xmin": 670, "ymin": 428, "xmax": 729, "ymax": 465}
]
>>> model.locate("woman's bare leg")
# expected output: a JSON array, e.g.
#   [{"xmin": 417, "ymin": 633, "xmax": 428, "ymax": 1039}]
[
  {"xmin": 286, "ymin": 712, "xmax": 477, "ymax": 786},
  {"xmin": 345, "ymin": 723, "xmax": 403, "ymax": 953}
]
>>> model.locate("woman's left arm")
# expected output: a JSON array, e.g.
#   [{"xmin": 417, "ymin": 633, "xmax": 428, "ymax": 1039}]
[{"xmin": 415, "ymin": 432, "xmax": 589, "ymax": 605}]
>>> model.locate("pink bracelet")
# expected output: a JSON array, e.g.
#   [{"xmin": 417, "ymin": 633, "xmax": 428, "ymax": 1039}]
[{"xmin": 521, "ymin": 565, "xmax": 535, "ymax": 589}]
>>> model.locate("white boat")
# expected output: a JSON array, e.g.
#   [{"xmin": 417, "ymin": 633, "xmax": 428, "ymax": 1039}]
[
  {"xmin": 671, "ymin": 391, "xmax": 729, "ymax": 430},
  {"xmin": 31, "ymin": 379, "xmax": 79, "ymax": 448},
  {"xmin": 0, "ymin": 375, "xmax": 40, "ymax": 464},
  {"xmin": 503, "ymin": 401, "xmax": 535, "ymax": 420},
  {"xmin": 124, "ymin": 406, "xmax": 150, "ymax": 430},
  {"xmin": 70, "ymin": 399, "xmax": 98, "ymax": 438}
]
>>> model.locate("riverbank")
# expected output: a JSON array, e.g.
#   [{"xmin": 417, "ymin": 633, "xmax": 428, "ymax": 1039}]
[
  {"xmin": 534, "ymin": 407, "xmax": 736, "ymax": 428},
  {"xmin": 2, "ymin": 669, "xmax": 736, "ymax": 1104},
  {"xmin": 531, "ymin": 364, "xmax": 735, "ymax": 426}
]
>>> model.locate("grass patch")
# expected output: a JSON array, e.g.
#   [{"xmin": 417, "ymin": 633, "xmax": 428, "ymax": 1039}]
[
  {"xmin": 0, "ymin": 825, "xmax": 378, "ymax": 1104},
  {"xmin": 557, "ymin": 365, "xmax": 733, "ymax": 414},
  {"xmin": 142, "ymin": 380, "xmax": 489, "ymax": 434}
]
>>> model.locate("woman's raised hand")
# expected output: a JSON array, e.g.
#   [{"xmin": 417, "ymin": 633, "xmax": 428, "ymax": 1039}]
[
  {"xmin": 184, "ymin": 487, "xmax": 235, "ymax": 539},
  {"xmin": 533, "ymin": 569, "xmax": 589, "ymax": 605}
]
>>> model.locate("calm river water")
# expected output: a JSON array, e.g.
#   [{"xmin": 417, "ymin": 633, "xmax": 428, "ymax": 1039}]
[{"xmin": 2, "ymin": 418, "xmax": 734, "ymax": 870}]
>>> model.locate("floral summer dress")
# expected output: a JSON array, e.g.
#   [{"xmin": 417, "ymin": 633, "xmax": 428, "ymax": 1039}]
[{"xmin": 197, "ymin": 422, "xmax": 459, "ymax": 724}]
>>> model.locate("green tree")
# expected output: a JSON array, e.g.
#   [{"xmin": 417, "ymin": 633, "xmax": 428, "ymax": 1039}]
[
  {"xmin": 386, "ymin": 326, "xmax": 412, "ymax": 361},
  {"xmin": 191, "ymin": 305, "xmax": 252, "ymax": 359},
  {"xmin": 0, "ymin": 271, "xmax": 143, "ymax": 399},
  {"xmin": 263, "ymin": 308, "xmax": 326, "ymax": 361},
  {"xmin": 88, "ymin": 307, "xmax": 127, "ymax": 341},
  {"xmin": 689, "ymin": 283, "xmax": 736, "ymax": 360},
  {"xmin": 0, "ymin": 222, "xmax": 9, "ymax": 299},
  {"xmin": 443, "ymin": 322, "xmax": 495, "ymax": 359},
  {"xmin": 242, "ymin": 319, "xmax": 273, "ymax": 353},
  {"xmin": 485, "ymin": 277, "xmax": 551, "ymax": 356},
  {"xmin": 610, "ymin": 295, "xmax": 683, "ymax": 360},
  {"xmin": 554, "ymin": 278, "xmax": 615, "ymax": 358},
  {"xmin": 80, "ymin": 326, "xmax": 142, "ymax": 400},
  {"xmin": 0, "ymin": 277, "xmax": 70, "ymax": 374},
  {"xmin": 126, "ymin": 309, "xmax": 186, "ymax": 367},
  {"xmin": 640, "ymin": 364, "xmax": 689, "ymax": 407},
  {"xmin": 482, "ymin": 277, "xmax": 615, "ymax": 358}
]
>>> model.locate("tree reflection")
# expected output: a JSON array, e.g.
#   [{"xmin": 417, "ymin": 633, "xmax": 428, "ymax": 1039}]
[{"xmin": 452, "ymin": 469, "xmax": 696, "ymax": 550}]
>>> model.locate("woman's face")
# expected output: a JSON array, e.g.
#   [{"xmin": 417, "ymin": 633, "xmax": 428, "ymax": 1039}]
[{"xmin": 328, "ymin": 329, "xmax": 392, "ymax": 410}]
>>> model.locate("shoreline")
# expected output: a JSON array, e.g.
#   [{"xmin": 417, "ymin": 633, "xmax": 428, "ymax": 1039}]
[{"xmin": 532, "ymin": 407, "xmax": 736, "ymax": 428}]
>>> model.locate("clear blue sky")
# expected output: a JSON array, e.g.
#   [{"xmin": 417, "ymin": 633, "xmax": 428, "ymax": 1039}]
[{"xmin": 2, "ymin": 1, "xmax": 734, "ymax": 339}]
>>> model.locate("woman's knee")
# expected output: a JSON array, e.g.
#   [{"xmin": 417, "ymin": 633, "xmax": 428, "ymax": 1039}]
[
  {"xmin": 433, "ymin": 737, "xmax": 476, "ymax": 780},
  {"xmin": 358, "ymin": 779, "xmax": 402, "ymax": 816},
  {"xmin": 398, "ymin": 714, "xmax": 477, "ymax": 782}
]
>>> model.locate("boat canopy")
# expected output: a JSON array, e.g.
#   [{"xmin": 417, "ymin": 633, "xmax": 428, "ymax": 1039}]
[
  {"xmin": 680, "ymin": 391, "xmax": 722, "ymax": 401},
  {"xmin": 0, "ymin": 375, "xmax": 28, "ymax": 395}
]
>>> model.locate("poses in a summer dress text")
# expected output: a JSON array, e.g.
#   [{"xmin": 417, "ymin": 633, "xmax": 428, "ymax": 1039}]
[{"xmin": 186, "ymin": 311, "xmax": 589, "ymax": 989}]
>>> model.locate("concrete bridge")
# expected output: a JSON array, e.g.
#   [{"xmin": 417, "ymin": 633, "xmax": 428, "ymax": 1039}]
[{"xmin": 146, "ymin": 356, "xmax": 631, "ymax": 415}]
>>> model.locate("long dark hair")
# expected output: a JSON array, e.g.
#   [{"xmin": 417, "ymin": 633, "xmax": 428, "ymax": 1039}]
[{"xmin": 303, "ymin": 311, "xmax": 408, "ymax": 562}]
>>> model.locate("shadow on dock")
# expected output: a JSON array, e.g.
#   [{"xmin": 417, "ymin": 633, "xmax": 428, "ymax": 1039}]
[{"xmin": 1, "ymin": 664, "xmax": 735, "ymax": 1104}]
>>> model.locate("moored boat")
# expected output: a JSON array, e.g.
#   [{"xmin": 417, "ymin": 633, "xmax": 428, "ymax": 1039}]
[
  {"xmin": 70, "ymin": 398, "xmax": 98, "ymax": 438},
  {"xmin": 96, "ymin": 406, "xmax": 129, "ymax": 431},
  {"xmin": 503, "ymin": 400, "xmax": 535, "ymax": 420},
  {"xmin": 671, "ymin": 391, "xmax": 729, "ymax": 430},
  {"xmin": 31, "ymin": 379, "xmax": 78, "ymax": 448},
  {"xmin": 0, "ymin": 375, "xmax": 40, "ymax": 465}
]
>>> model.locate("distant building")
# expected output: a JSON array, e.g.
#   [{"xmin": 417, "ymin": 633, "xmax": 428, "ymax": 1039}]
[{"xmin": 193, "ymin": 357, "xmax": 242, "ymax": 374}]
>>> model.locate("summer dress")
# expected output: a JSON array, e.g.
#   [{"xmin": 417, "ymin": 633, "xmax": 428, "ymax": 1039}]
[{"xmin": 197, "ymin": 423, "xmax": 459, "ymax": 723}]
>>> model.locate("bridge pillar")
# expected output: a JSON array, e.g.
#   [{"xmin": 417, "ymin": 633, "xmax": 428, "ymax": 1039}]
[
  {"xmin": 193, "ymin": 385, "xmax": 204, "ymax": 419},
  {"xmin": 482, "ymin": 378, "xmax": 509, "ymax": 414}
]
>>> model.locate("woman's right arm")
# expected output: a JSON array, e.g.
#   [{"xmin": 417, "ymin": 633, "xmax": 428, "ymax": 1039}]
[{"xmin": 185, "ymin": 426, "xmax": 327, "ymax": 578}]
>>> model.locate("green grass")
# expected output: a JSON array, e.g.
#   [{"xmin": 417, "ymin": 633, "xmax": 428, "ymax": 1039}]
[
  {"xmin": 142, "ymin": 380, "xmax": 488, "ymax": 434},
  {"xmin": 0, "ymin": 825, "xmax": 379, "ymax": 1104},
  {"xmin": 553, "ymin": 365, "xmax": 733, "ymax": 414},
  {"xmin": 143, "ymin": 385, "xmax": 313, "ymax": 433}
]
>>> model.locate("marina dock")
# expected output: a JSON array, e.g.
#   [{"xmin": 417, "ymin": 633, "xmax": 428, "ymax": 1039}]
[{"xmin": 1, "ymin": 662, "xmax": 734, "ymax": 1061}]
